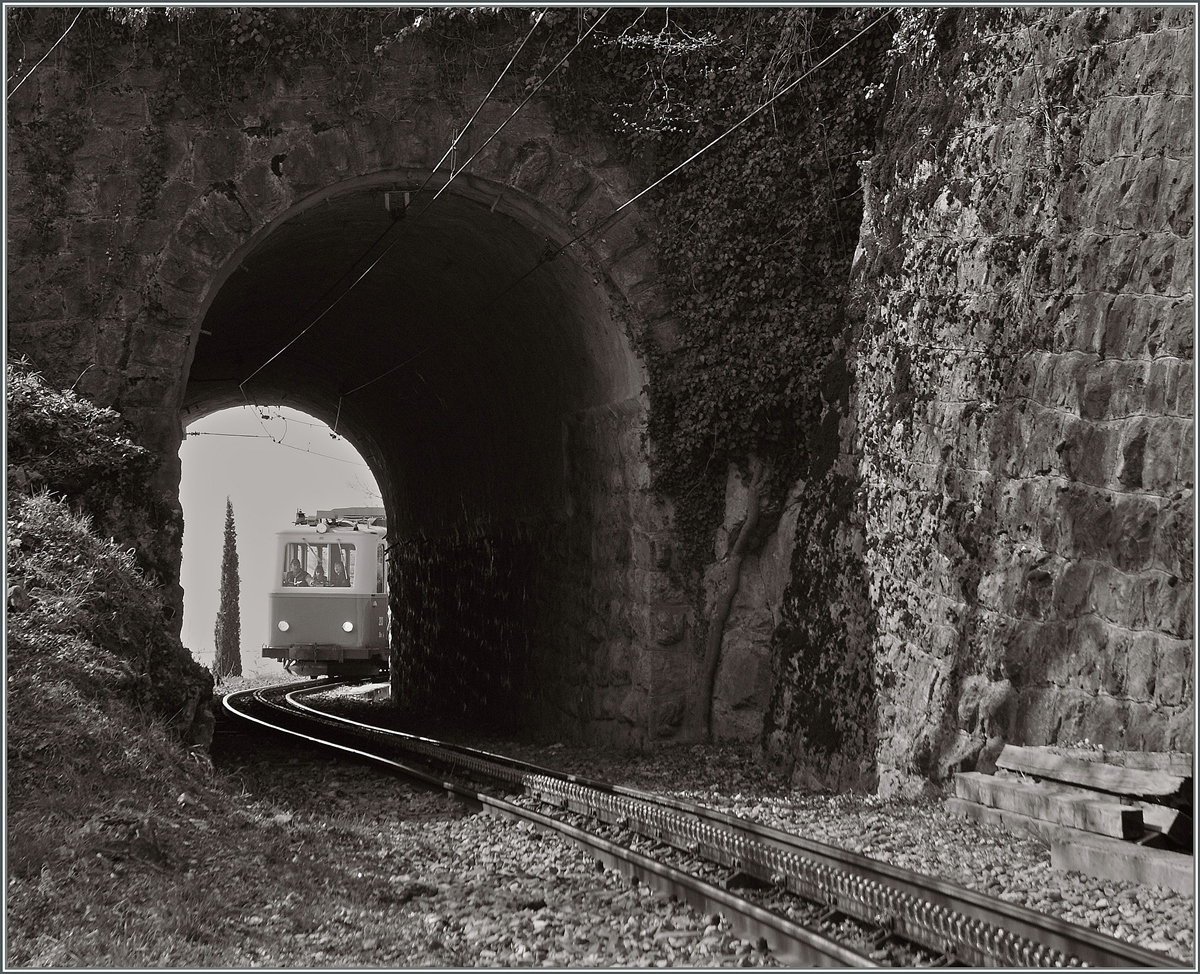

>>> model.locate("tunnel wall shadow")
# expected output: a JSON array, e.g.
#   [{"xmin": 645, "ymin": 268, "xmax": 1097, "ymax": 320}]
[{"xmin": 388, "ymin": 397, "xmax": 661, "ymax": 739}]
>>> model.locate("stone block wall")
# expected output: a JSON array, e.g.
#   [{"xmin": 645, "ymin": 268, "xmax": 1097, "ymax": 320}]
[
  {"xmin": 757, "ymin": 6, "xmax": 1192, "ymax": 795},
  {"xmin": 9, "ymin": 11, "xmax": 1190, "ymax": 767},
  {"xmin": 6, "ymin": 17, "xmax": 698, "ymax": 746},
  {"xmin": 551, "ymin": 399, "xmax": 695, "ymax": 745},
  {"xmin": 708, "ymin": 465, "xmax": 803, "ymax": 742},
  {"xmin": 845, "ymin": 6, "xmax": 1194, "ymax": 794}
]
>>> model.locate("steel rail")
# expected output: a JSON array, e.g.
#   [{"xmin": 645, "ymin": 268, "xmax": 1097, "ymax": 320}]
[
  {"xmin": 280, "ymin": 683, "xmax": 1188, "ymax": 969},
  {"xmin": 222, "ymin": 683, "xmax": 880, "ymax": 968}
]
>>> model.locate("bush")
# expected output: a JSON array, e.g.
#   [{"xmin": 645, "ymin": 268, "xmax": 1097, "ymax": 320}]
[
  {"xmin": 6, "ymin": 362, "xmax": 212, "ymax": 748},
  {"xmin": 6, "ymin": 363, "xmax": 155, "ymax": 525},
  {"xmin": 7, "ymin": 492, "xmax": 213, "ymax": 734},
  {"xmin": 7, "ymin": 361, "xmax": 182, "ymax": 583}
]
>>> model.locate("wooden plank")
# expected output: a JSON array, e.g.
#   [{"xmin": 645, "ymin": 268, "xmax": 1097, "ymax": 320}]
[
  {"xmin": 955, "ymin": 772, "xmax": 1142, "ymax": 838},
  {"xmin": 991, "ymin": 771, "xmax": 1135, "ymax": 804},
  {"xmin": 950, "ymin": 799, "xmax": 1194, "ymax": 895},
  {"xmin": 996, "ymin": 745, "xmax": 1188, "ymax": 798},
  {"xmin": 1140, "ymin": 803, "xmax": 1194, "ymax": 849},
  {"xmin": 1042, "ymin": 748, "xmax": 1193, "ymax": 777},
  {"xmin": 947, "ymin": 796, "xmax": 1066, "ymax": 844},
  {"xmin": 1050, "ymin": 832, "xmax": 1194, "ymax": 896}
]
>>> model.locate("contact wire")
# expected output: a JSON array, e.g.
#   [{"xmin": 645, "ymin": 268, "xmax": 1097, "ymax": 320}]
[
  {"xmin": 237, "ymin": 10, "xmax": 548, "ymax": 394},
  {"xmin": 342, "ymin": 12, "xmax": 889, "ymax": 398}
]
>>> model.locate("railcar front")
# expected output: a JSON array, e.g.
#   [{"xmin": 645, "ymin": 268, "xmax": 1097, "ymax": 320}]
[{"xmin": 263, "ymin": 509, "xmax": 389, "ymax": 678}]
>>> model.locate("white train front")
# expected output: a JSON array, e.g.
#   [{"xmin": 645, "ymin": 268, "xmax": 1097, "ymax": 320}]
[{"xmin": 262, "ymin": 507, "xmax": 389, "ymax": 677}]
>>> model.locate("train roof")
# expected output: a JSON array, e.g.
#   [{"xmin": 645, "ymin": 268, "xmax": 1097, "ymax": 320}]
[
  {"xmin": 316, "ymin": 507, "xmax": 385, "ymax": 520},
  {"xmin": 276, "ymin": 523, "xmax": 385, "ymax": 539},
  {"xmin": 284, "ymin": 507, "xmax": 386, "ymax": 536}
]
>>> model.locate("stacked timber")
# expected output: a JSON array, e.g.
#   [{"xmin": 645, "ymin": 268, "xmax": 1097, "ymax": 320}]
[{"xmin": 950, "ymin": 745, "xmax": 1194, "ymax": 894}]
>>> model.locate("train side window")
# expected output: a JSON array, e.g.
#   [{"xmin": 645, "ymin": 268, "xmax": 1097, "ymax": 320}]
[{"xmin": 376, "ymin": 543, "xmax": 385, "ymax": 594}]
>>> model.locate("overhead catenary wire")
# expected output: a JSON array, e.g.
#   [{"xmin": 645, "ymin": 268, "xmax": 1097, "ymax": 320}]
[
  {"xmin": 237, "ymin": 9, "xmax": 548, "ymax": 397},
  {"xmin": 237, "ymin": 220, "xmax": 400, "ymax": 393},
  {"xmin": 425, "ymin": 8, "xmax": 547, "ymax": 185},
  {"xmin": 186, "ymin": 430, "xmax": 370, "ymax": 467},
  {"xmin": 7, "ymin": 9, "xmax": 82, "ymax": 99},
  {"xmin": 427, "ymin": 8, "xmax": 611, "ymax": 206},
  {"xmin": 341, "ymin": 10, "xmax": 890, "ymax": 399},
  {"xmin": 250, "ymin": 410, "xmax": 338, "ymax": 431}
]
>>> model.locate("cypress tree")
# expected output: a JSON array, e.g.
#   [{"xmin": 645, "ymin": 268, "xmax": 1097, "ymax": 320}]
[{"xmin": 213, "ymin": 497, "xmax": 242, "ymax": 678}]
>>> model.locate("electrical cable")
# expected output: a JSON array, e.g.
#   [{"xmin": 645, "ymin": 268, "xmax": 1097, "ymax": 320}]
[
  {"xmin": 7, "ymin": 9, "xmax": 81, "ymax": 99},
  {"xmin": 237, "ymin": 10, "xmax": 548, "ymax": 397},
  {"xmin": 427, "ymin": 8, "xmax": 611, "ymax": 206},
  {"xmin": 341, "ymin": 11, "xmax": 889, "ymax": 398},
  {"xmin": 237, "ymin": 221, "xmax": 399, "ymax": 393},
  {"xmin": 186, "ymin": 430, "xmax": 370, "ymax": 467},
  {"xmin": 424, "ymin": 8, "xmax": 547, "ymax": 186}
]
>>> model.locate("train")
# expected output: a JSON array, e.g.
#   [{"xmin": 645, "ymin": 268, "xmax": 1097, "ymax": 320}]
[{"xmin": 262, "ymin": 507, "xmax": 390, "ymax": 678}]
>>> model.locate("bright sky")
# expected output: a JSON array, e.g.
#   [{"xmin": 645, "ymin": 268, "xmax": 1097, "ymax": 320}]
[{"xmin": 178, "ymin": 405, "xmax": 381, "ymax": 677}]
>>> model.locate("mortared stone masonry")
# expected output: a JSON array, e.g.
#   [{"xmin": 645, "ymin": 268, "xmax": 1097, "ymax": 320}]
[
  {"xmin": 6, "ymin": 8, "xmax": 1193, "ymax": 780},
  {"xmin": 761, "ymin": 6, "xmax": 1193, "ymax": 795}
]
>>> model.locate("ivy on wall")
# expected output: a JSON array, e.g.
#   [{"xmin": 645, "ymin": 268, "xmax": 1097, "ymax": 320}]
[{"xmin": 525, "ymin": 7, "xmax": 896, "ymax": 567}]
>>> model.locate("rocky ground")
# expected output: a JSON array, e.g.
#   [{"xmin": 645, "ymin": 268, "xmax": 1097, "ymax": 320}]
[
  {"xmin": 209, "ymin": 706, "xmax": 783, "ymax": 967},
  {"xmin": 16, "ymin": 676, "xmax": 1180, "ymax": 964},
  {"xmin": 17, "ymin": 675, "xmax": 1185, "ymax": 967},
  {"xmin": 310, "ymin": 685, "xmax": 1194, "ymax": 966}
]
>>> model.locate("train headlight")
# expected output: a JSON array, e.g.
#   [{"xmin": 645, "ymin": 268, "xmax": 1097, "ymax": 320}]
[
  {"xmin": 342, "ymin": 621, "xmax": 354, "ymax": 632},
  {"xmin": 278, "ymin": 620, "xmax": 290, "ymax": 632}
]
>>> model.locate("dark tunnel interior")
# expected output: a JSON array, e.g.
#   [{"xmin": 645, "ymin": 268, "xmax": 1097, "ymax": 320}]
[{"xmin": 182, "ymin": 176, "xmax": 643, "ymax": 539}]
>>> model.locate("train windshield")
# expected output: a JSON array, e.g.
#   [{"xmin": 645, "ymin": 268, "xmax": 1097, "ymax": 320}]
[{"xmin": 282, "ymin": 542, "xmax": 356, "ymax": 587}]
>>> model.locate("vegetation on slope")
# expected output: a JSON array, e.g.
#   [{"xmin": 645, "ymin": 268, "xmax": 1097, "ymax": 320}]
[
  {"xmin": 6, "ymin": 364, "xmax": 212, "ymax": 726},
  {"xmin": 5, "ymin": 364, "xmax": 215, "ymax": 948},
  {"xmin": 2, "ymin": 365, "xmax": 450, "ymax": 966}
]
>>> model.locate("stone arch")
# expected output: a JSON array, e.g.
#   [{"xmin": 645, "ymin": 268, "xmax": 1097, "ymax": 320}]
[
  {"xmin": 163, "ymin": 160, "xmax": 691, "ymax": 741},
  {"xmin": 175, "ymin": 167, "xmax": 649, "ymax": 540},
  {"xmin": 8, "ymin": 41, "xmax": 695, "ymax": 742}
]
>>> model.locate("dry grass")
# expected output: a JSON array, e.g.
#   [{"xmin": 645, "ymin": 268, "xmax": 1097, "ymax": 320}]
[{"xmin": 6, "ymin": 713, "xmax": 472, "ymax": 967}]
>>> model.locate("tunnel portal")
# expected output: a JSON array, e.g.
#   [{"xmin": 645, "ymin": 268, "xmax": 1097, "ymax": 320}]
[
  {"xmin": 180, "ymin": 173, "xmax": 687, "ymax": 740},
  {"xmin": 182, "ymin": 173, "xmax": 643, "ymax": 539},
  {"xmin": 4, "ymin": 14, "xmax": 700, "ymax": 745}
]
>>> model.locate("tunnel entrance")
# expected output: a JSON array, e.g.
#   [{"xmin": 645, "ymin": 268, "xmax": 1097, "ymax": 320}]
[
  {"xmin": 180, "ymin": 173, "xmax": 671, "ymax": 739},
  {"xmin": 182, "ymin": 172, "xmax": 642, "ymax": 538},
  {"xmin": 179, "ymin": 405, "xmax": 383, "ymax": 679}
]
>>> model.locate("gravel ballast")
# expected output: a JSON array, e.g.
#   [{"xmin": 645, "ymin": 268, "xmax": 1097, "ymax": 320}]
[
  {"xmin": 482, "ymin": 737, "xmax": 1194, "ymax": 965},
  {"xmin": 211, "ymin": 726, "xmax": 780, "ymax": 967},
  {"xmin": 258, "ymin": 688, "xmax": 1195, "ymax": 966}
]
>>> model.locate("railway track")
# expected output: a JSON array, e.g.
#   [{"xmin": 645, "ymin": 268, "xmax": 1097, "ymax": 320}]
[{"xmin": 223, "ymin": 680, "xmax": 1186, "ymax": 969}]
